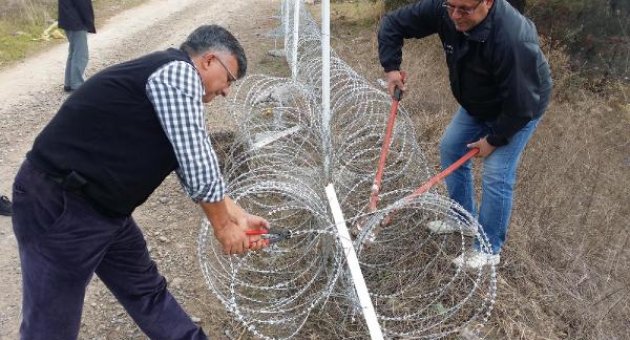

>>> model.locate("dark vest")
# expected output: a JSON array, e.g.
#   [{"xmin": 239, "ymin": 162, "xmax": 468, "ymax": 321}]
[{"xmin": 28, "ymin": 48, "xmax": 194, "ymax": 217}]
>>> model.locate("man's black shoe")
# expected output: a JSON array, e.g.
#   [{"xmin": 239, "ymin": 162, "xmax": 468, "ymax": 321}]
[
  {"xmin": 0, "ymin": 195, "xmax": 11, "ymax": 216},
  {"xmin": 63, "ymin": 86, "xmax": 73, "ymax": 93}
]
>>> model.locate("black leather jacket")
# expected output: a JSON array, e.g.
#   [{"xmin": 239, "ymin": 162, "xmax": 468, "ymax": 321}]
[{"xmin": 378, "ymin": 0, "xmax": 552, "ymax": 146}]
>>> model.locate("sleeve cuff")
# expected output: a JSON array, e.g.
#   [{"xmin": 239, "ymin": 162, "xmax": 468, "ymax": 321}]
[
  {"xmin": 190, "ymin": 180, "xmax": 226, "ymax": 204},
  {"xmin": 383, "ymin": 65, "xmax": 401, "ymax": 73},
  {"xmin": 486, "ymin": 135, "xmax": 509, "ymax": 147}
]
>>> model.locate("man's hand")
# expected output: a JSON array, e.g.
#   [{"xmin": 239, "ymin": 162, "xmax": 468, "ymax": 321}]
[
  {"xmin": 201, "ymin": 198, "xmax": 270, "ymax": 255},
  {"xmin": 385, "ymin": 70, "xmax": 406, "ymax": 98},
  {"xmin": 242, "ymin": 213, "xmax": 270, "ymax": 251},
  {"xmin": 467, "ymin": 137, "xmax": 496, "ymax": 158}
]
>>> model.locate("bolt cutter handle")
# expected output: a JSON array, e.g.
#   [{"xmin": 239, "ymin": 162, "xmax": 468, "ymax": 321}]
[{"xmin": 246, "ymin": 228, "xmax": 292, "ymax": 244}]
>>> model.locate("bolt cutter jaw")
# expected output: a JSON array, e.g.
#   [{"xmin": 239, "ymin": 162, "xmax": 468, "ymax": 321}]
[{"xmin": 246, "ymin": 228, "xmax": 292, "ymax": 244}]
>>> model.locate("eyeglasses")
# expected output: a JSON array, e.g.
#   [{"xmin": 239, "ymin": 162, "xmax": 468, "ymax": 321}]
[
  {"xmin": 215, "ymin": 56, "xmax": 237, "ymax": 85},
  {"xmin": 442, "ymin": 0, "xmax": 484, "ymax": 16}
]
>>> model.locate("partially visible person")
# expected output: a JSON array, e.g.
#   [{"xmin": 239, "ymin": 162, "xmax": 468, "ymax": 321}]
[
  {"xmin": 378, "ymin": 0, "xmax": 552, "ymax": 269},
  {"xmin": 58, "ymin": 0, "xmax": 95, "ymax": 92},
  {"xmin": 0, "ymin": 195, "xmax": 11, "ymax": 216},
  {"xmin": 12, "ymin": 24, "xmax": 268, "ymax": 339}
]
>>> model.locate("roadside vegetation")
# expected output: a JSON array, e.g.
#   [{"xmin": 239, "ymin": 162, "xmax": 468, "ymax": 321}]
[
  {"xmin": 0, "ymin": 0, "xmax": 145, "ymax": 68},
  {"xmin": 327, "ymin": 0, "xmax": 629, "ymax": 338}
]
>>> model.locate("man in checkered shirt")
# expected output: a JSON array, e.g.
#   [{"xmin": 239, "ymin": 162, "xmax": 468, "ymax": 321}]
[{"xmin": 11, "ymin": 25, "xmax": 267, "ymax": 339}]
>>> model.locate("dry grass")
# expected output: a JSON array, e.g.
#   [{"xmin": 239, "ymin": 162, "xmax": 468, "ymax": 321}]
[
  {"xmin": 0, "ymin": 0, "xmax": 56, "ymax": 24},
  {"xmin": 0, "ymin": 0, "xmax": 57, "ymax": 65},
  {"xmin": 326, "ymin": 1, "xmax": 630, "ymax": 338}
]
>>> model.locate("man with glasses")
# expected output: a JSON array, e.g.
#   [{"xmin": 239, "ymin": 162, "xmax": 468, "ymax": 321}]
[
  {"xmin": 11, "ymin": 25, "xmax": 268, "ymax": 339},
  {"xmin": 378, "ymin": 0, "xmax": 552, "ymax": 269}
]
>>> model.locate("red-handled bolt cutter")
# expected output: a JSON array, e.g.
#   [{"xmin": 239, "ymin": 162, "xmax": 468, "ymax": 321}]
[
  {"xmin": 246, "ymin": 228, "xmax": 292, "ymax": 245},
  {"xmin": 368, "ymin": 71, "xmax": 406, "ymax": 212}
]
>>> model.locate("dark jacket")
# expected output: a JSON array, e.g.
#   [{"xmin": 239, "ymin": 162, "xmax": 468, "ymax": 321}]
[
  {"xmin": 58, "ymin": 0, "xmax": 96, "ymax": 33},
  {"xmin": 378, "ymin": 0, "xmax": 552, "ymax": 146},
  {"xmin": 28, "ymin": 48, "xmax": 193, "ymax": 217}
]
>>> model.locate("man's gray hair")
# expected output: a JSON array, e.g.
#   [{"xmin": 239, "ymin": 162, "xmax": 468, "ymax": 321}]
[{"xmin": 180, "ymin": 25, "xmax": 247, "ymax": 79}]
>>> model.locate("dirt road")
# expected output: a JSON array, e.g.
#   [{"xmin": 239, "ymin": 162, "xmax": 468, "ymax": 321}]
[{"xmin": 0, "ymin": 0, "xmax": 280, "ymax": 338}]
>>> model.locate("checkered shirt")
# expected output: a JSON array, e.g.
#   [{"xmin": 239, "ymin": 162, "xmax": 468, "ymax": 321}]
[{"xmin": 146, "ymin": 60, "xmax": 225, "ymax": 203}]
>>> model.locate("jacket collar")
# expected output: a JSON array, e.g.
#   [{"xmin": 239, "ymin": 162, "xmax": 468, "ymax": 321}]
[{"xmin": 464, "ymin": 0, "xmax": 500, "ymax": 42}]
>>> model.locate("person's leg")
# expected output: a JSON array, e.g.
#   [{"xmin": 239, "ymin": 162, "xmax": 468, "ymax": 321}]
[
  {"xmin": 65, "ymin": 30, "xmax": 89, "ymax": 90},
  {"xmin": 11, "ymin": 160, "xmax": 120, "ymax": 340},
  {"xmin": 95, "ymin": 218, "xmax": 207, "ymax": 340},
  {"xmin": 64, "ymin": 31, "xmax": 74, "ymax": 89},
  {"xmin": 477, "ymin": 118, "xmax": 541, "ymax": 254},
  {"xmin": 440, "ymin": 107, "xmax": 488, "ymax": 215}
]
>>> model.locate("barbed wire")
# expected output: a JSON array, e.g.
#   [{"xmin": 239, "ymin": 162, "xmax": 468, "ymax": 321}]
[{"xmin": 198, "ymin": 1, "xmax": 497, "ymax": 338}]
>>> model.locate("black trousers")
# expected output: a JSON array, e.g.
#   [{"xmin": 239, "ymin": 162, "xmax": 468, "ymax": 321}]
[{"xmin": 11, "ymin": 160, "xmax": 206, "ymax": 340}]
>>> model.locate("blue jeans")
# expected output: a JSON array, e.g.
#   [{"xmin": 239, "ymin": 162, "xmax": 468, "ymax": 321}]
[
  {"xmin": 440, "ymin": 107, "xmax": 541, "ymax": 254},
  {"xmin": 64, "ymin": 30, "xmax": 89, "ymax": 90},
  {"xmin": 12, "ymin": 160, "xmax": 206, "ymax": 340}
]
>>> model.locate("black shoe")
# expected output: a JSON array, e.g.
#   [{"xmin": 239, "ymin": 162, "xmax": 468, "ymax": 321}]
[
  {"xmin": 0, "ymin": 195, "xmax": 11, "ymax": 216},
  {"xmin": 63, "ymin": 86, "xmax": 73, "ymax": 93}
]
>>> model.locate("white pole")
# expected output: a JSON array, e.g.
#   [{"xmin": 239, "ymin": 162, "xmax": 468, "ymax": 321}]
[
  {"xmin": 284, "ymin": 0, "xmax": 290, "ymax": 55},
  {"xmin": 325, "ymin": 184, "xmax": 384, "ymax": 340},
  {"xmin": 291, "ymin": 0, "xmax": 300, "ymax": 80},
  {"xmin": 280, "ymin": 0, "xmax": 284, "ymax": 22},
  {"xmin": 321, "ymin": 0, "xmax": 331, "ymax": 179}
]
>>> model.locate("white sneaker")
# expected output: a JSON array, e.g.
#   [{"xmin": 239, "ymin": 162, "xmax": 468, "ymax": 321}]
[
  {"xmin": 452, "ymin": 250, "xmax": 500, "ymax": 270},
  {"xmin": 426, "ymin": 220, "xmax": 477, "ymax": 237}
]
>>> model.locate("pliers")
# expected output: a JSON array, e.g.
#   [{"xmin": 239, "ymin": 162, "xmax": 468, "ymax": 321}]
[{"xmin": 246, "ymin": 228, "xmax": 292, "ymax": 244}]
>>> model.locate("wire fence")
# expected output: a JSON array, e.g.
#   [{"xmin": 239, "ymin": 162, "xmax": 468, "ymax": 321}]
[{"xmin": 198, "ymin": 1, "xmax": 497, "ymax": 338}]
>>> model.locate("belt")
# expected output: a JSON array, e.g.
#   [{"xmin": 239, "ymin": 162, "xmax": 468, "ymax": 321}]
[
  {"xmin": 26, "ymin": 160, "xmax": 123, "ymax": 217},
  {"xmin": 45, "ymin": 170, "xmax": 125, "ymax": 218},
  {"xmin": 47, "ymin": 170, "xmax": 88, "ymax": 192}
]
